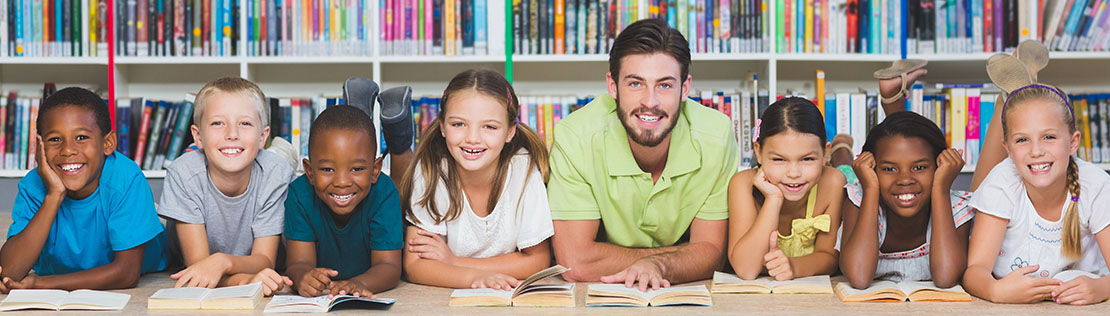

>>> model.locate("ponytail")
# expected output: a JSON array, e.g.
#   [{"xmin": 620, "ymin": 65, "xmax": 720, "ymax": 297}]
[{"xmin": 1061, "ymin": 156, "xmax": 1083, "ymax": 260}]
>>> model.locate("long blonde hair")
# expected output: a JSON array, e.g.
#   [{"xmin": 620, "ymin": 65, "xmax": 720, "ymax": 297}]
[
  {"xmin": 400, "ymin": 69, "xmax": 550, "ymax": 225},
  {"xmin": 1001, "ymin": 84, "xmax": 1082, "ymax": 259}
]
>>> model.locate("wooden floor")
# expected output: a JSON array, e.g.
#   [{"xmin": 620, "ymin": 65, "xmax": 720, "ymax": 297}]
[{"xmin": 0, "ymin": 214, "xmax": 1107, "ymax": 315}]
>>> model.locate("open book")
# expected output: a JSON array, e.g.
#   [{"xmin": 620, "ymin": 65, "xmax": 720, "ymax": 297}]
[
  {"xmin": 449, "ymin": 265, "xmax": 574, "ymax": 307},
  {"xmin": 834, "ymin": 281, "xmax": 973, "ymax": 302},
  {"xmin": 711, "ymin": 272, "xmax": 834, "ymax": 294},
  {"xmin": 585, "ymin": 284, "xmax": 712, "ymax": 307},
  {"xmin": 0, "ymin": 289, "xmax": 130, "ymax": 311},
  {"xmin": 263, "ymin": 295, "xmax": 396, "ymax": 313},
  {"xmin": 147, "ymin": 282, "xmax": 263, "ymax": 310}
]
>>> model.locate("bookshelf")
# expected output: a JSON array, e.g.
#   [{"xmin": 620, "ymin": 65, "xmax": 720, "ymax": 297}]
[{"xmin": 5, "ymin": 0, "xmax": 1110, "ymax": 179}]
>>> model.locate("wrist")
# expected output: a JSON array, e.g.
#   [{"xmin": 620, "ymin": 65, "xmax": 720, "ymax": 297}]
[{"xmin": 214, "ymin": 253, "xmax": 233, "ymax": 274}]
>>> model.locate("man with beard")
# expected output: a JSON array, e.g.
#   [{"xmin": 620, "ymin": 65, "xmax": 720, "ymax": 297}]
[{"xmin": 547, "ymin": 19, "xmax": 738, "ymax": 291}]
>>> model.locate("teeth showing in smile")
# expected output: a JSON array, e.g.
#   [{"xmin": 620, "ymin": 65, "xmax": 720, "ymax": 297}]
[
  {"xmin": 331, "ymin": 193, "xmax": 354, "ymax": 202},
  {"xmin": 636, "ymin": 113, "xmax": 660, "ymax": 122},
  {"xmin": 462, "ymin": 148, "xmax": 485, "ymax": 154},
  {"xmin": 1031, "ymin": 163, "xmax": 1051, "ymax": 171},
  {"xmin": 784, "ymin": 183, "xmax": 803, "ymax": 189},
  {"xmin": 896, "ymin": 193, "xmax": 918, "ymax": 202},
  {"xmin": 220, "ymin": 148, "xmax": 243, "ymax": 155},
  {"xmin": 60, "ymin": 163, "xmax": 84, "ymax": 172}
]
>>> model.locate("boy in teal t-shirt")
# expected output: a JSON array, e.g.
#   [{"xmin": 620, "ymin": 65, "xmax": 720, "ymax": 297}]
[
  {"xmin": 284, "ymin": 105, "xmax": 403, "ymax": 298},
  {"xmin": 0, "ymin": 87, "xmax": 168, "ymax": 292}
]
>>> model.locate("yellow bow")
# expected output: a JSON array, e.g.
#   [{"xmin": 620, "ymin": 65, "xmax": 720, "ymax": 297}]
[{"xmin": 790, "ymin": 214, "xmax": 831, "ymax": 237}]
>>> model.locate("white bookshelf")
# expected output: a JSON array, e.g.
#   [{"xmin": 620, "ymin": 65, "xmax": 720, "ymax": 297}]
[{"xmin": 6, "ymin": 0, "xmax": 1110, "ymax": 179}]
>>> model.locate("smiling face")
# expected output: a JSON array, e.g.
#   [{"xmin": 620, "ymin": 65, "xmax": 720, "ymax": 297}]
[
  {"xmin": 441, "ymin": 88, "xmax": 516, "ymax": 179},
  {"xmin": 304, "ymin": 128, "xmax": 382, "ymax": 221},
  {"xmin": 191, "ymin": 91, "xmax": 270, "ymax": 178},
  {"xmin": 755, "ymin": 130, "xmax": 827, "ymax": 201},
  {"xmin": 872, "ymin": 136, "xmax": 937, "ymax": 217},
  {"xmin": 1003, "ymin": 99, "xmax": 1080, "ymax": 191},
  {"xmin": 608, "ymin": 53, "xmax": 690, "ymax": 147},
  {"xmin": 38, "ymin": 104, "xmax": 116, "ymax": 200}
]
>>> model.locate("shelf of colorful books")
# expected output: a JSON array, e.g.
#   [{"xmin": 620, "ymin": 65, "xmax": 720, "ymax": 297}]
[
  {"xmin": 774, "ymin": 54, "xmax": 901, "ymax": 62},
  {"xmin": 0, "ymin": 169, "xmax": 168, "ymax": 179},
  {"xmin": 0, "ymin": 57, "xmax": 109, "ymax": 65},
  {"xmin": 378, "ymin": 55, "xmax": 508, "ymax": 63},
  {"xmin": 242, "ymin": 56, "xmax": 377, "ymax": 64},
  {"xmin": 115, "ymin": 57, "xmax": 244, "ymax": 65}
]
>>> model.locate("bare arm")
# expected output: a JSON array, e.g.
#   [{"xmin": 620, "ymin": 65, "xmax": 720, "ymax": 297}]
[
  {"xmin": 962, "ymin": 212, "xmax": 1006, "ymax": 301},
  {"xmin": 451, "ymin": 241, "xmax": 552, "ymax": 280},
  {"xmin": 284, "ymin": 239, "xmax": 319, "ymax": 294},
  {"xmin": 172, "ymin": 222, "xmax": 279, "ymax": 287},
  {"xmin": 0, "ymin": 193, "xmax": 64, "ymax": 280},
  {"xmin": 727, "ymin": 171, "xmax": 785, "ymax": 280},
  {"xmin": 403, "ymin": 226, "xmax": 523, "ymax": 288},
  {"xmin": 839, "ymin": 188, "xmax": 880, "ymax": 289},
  {"xmin": 972, "ymin": 94, "xmax": 1007, "ymax": 191},
  {"xmin": 343, "ymin": 249, "xmax": 402, "ymax": 295},
  {"xmin": 645, "ymin": 218, "xmax": 728, "ymax": 284},
  {"xmin": 551, "ymin": 219, "xmax": 678, "ymax": 282},
  {"xmin": 0, "ymin": 244, "xmax": 146, "ymax": 293}
]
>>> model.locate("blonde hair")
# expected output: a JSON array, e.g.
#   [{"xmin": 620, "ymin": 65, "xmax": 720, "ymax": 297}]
[
  {"xmin": 400, "ymin": 69, "xmax": 550, "ymax": 225},
  {"xmin": 194, "ymin": 77, "xmax": 269, "ymax": 128},
  {"xmin": 1001, "ymin": 84, "xmax": 1083, "ymax": 260}
]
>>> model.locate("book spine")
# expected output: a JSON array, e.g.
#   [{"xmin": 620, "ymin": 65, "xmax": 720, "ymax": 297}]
[
  {"xmin": 554, "ymin": 0, "xmax": 563, "ymax": 54},
  {"xmin": 134, "ymin": 100, "xmax": 153, "ymax": 167},
  {"xmin": 164, "ymin": 95, "xmax": 195, "ymax": 167},
  {"xmin": 143, "ymin": 100, "xmax": 168, "ymax": 170},
  {"xmin": 966, "ymin": 88, "xmax": 980, "ymax": 164}
]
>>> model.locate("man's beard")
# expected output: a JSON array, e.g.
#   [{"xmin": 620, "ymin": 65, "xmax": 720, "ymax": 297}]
[{"xmin": 615, "ymin": 93, "xmax": 682, "ymax": 147}]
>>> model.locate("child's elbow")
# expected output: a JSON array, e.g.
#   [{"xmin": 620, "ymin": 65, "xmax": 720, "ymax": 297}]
[
  {"xmin": 932, "ymin": 273, "xmax": 961, "ymax": 289},
  {"xmin": 846, "ymin": 274, "xmax": 872, "ymax": 290}
]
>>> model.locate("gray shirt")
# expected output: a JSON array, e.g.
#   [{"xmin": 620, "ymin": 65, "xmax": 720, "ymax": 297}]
[{"xmin": 159, "ymin": 150, "xmax": 294, "ymax": 256}]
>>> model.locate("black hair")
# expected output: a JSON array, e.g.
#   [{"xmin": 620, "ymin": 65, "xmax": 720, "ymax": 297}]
[
  {"xmin": 609, "ymin": 18, "xmax": 691, "ymax": 81},
  {"xmin": 308, "ymin": 105, "xmax": 378, "ymax": 157},
  {"xmin": 37, "ymin": 87, "xmax": 112, "ymax": 135},
  {"xmin": 860, "ymin": 111, "xmax": 947, "ymax": 158},
  {"xmin": 757, "ymin": 96, "xmax": 827, "ymax": 145}
]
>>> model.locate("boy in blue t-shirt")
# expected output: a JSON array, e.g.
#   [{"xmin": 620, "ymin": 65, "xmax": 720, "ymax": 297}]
[
  {"xmin": 285, "ymin": 105, "xmax": 403, "ymax": 298},
  {"xmin": 0, "ymin": 87, "xmax": 168, "ymax": 292}
]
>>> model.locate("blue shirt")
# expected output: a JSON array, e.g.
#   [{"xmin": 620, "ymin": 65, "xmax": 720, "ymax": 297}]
[
  {"xmin": 8, "ymin": 151, "xmax": 169, "ymax": 275},
  {"xmin": 284, "ymin": 174, "xmax": 404, "ymax": 280}
]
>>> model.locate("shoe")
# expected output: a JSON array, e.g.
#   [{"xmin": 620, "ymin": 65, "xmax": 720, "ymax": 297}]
[
  {"xmin": 378, "ymin": 86, "xmax": 414, "ymax": 154},
  {"xmin": 986, "ymin": 54, "xmax": 1034, "ymax": 95},
  {"xmin": 342, "ymin": 77, "xmax": 380, "ymax": 117},
  {"xmin": 1016, "ymin": 40, "xmax": 1049, "ymax": 82},
  {"xmin": 873, "ymin": 59, "xmax": 928, "ymax": 105}
]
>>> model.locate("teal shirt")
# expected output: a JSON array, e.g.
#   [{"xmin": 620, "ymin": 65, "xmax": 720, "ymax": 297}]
[{"xmin": 284, "ymin": 174, "xmax": 404, "ymax": 280}]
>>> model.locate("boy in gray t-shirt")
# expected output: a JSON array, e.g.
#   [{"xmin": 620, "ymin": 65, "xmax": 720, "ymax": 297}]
[{"xmin": 158, "ymin": 77, "xmax": 295, "ymax": 296}]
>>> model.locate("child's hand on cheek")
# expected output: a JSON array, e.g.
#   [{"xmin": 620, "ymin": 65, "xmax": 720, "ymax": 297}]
[
  {"xmin": 296, "ymin": 268, "xmax": 338, "ymax": 297},
  {"xmin": 171, "ymin": 253, "xmax": 231, "ymax": 288},
  {"xmin": 408, "ymin": 229, "xmax": 456, "ymax": 264},
  {"xmin": 753, "ymin": 168, "xmax": 783, "ymax": 199},
  {"xmin": 36, "ymin": 136, "xmax": 66, "ymax": 197},
  {"xmin": 992, "ymin": 265, "xmax": 1062, "ymax": 303},
  {"xmin": 763, "ymin": 231, "xmax": 794, "ymax": 281},
  {"xmin": 852, "ymin": 152, "xmax": 878, "ymax": 191},
  {"xmin": 1052, "ymin": 275, "xmax": 1110, "ymax": 305},
  {"xmin": 933, "ymin": 149, "xmax": 965, "ymax": 192},
  {"xmin": 328, "ymin": 279, "xmax": 375, "ymax": 299}
]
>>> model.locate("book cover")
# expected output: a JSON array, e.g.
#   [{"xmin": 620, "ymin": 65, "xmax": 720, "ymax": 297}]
[
  {"xmin": 164, "ymin": 94, "xmax": 195, "ymax": 167},
  {"xmin": 116, "ymin": 99, "xmax": 132, "ymax": 158},
  {"xmin": 966, "ymin": 88, "xmax": 980, "ymax": 164}
]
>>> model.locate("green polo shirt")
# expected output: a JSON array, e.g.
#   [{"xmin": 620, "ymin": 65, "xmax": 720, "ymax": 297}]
[{"xmin": 548, "ymin": 94, "xmax": 738, "ymax": 248}]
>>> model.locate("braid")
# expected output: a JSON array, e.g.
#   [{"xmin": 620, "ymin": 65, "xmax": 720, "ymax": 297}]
[{"xmin": 1061, "ymin": 156, "xmax": 1083, "ymax": 260}]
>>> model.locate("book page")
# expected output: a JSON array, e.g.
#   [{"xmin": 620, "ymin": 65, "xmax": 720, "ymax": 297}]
[
  {"xmin": 512, "ymin": 265, "xmax": 569, "ymax": 297},
  {"xmin": 206, "ymin": 282, "xmax": 262, "ymax": 299},
  {"xmin": 898, "ymin": 281, "xmax": 972, "ymax": 302},
  {"xmin": 263, "ymin": 295, "xmax": 329, "ymax": 313},
  {"xmin": 62, "ymin": 290, "xmax": 130, "ymax": 310},
  {"xmin": 587, "ymin": 284, "xmax": 653, "ymax": 299},
  {"xmin": 834, "ymin": 280, "xmax": 902, "ymax": 297},
  {"xmin": 149, "ymin": 287, "xmax": 212, "ymax": 300},
  {"xmin": 773, "ymin": 275, "xmax": 832, "ymax": 287},
  {"xmin": 2, "ymin": 289, "xmax": 69, "ymax": 307},
  {"xmin": 450, "ymin": 288, "xmax": 514, "ymax": 300},
  {"xmin": 516, "ymin": 283, "xmax": 574, "ymax": 296},
  {"xmin": 896, "ymin": 281, "xmax": 947, "ymax": 294}
]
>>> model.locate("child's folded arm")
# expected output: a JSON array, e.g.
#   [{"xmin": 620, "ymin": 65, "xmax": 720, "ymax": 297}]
[
  {"xmin": 214, "ymin": 235, "xmax": 282, "ymax": 288},
  {"xmin": 5, "ymin": 244, "xmax": 147, "ymax": 292},
  {"xmin": 344, "ymin": 249, "xmax": 401, "ymax": 295},
  {"xmin": 448, "ymin": 241, "xmax": 552, "ymax": 280}
]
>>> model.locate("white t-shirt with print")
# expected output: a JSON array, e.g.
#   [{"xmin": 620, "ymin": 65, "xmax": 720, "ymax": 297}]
[
  {"xmin": 406, "ymin": 149, "xmax": 554, "ymax": 258},
  {"xmin": 970, "ymin": 158, "xmax": 1110, "ymax": 279}
]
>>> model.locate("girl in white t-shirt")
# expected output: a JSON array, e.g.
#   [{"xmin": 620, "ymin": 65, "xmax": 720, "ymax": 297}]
[
  {"xmin": 399, "ymin": 69, "xmax": 554, "ymax": 290},
  {"xmin": 965, "ymin": 84, "xmax": 1110, "ymax": 305}
]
